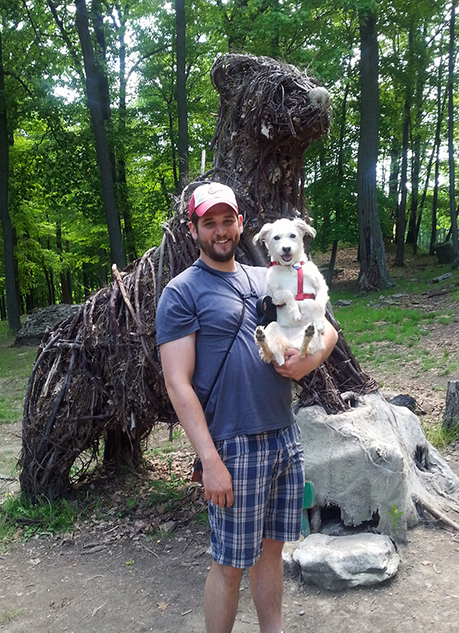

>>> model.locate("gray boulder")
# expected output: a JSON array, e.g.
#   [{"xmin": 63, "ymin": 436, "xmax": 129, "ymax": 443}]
[
  {"xmin": 296, "ymin": 391, "xmax": 459, "ymax": 542},
  {"xmin": 15, "ymin": 304, "xmax": 81, "ymax": 346},
  {"xmin": 293, "ymin": 533, "xmax": 399, "ymax": 591}
]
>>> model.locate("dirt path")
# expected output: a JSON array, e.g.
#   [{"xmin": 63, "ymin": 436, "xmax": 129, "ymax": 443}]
[
  {"xmin": 2, "ymin": 514, "xmax": 459, "ymax": 632},
  {"xmin": 3, "ymin": 410, "xmax": 459, "ymax": 632}
]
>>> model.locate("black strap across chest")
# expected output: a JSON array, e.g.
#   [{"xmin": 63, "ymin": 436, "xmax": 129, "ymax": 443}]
[{"xmin": 192, "ymin": 262, "xmax": 253, "ymax": 411}]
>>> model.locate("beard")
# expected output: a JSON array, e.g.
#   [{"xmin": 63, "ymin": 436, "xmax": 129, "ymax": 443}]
[{"xmin": 196, "ymin": 233, "xmax": 240, "ymax": 263}]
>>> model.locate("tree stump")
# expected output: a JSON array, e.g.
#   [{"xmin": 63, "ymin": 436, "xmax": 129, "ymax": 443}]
[{"xmin": 443, "ymin": 381, "xmax": 459, "ymax": 430}]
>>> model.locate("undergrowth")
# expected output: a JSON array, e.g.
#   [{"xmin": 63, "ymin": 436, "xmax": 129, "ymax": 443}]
[
  {"xmin": 331, "ymin": 270, "xmax": 458, "ymax": 378},
  {"xmin": 0, "ymin": 494, "xmax": 81, "ymax": 543},
  {"xmin": 422, "ymin": 421, "xmax": 459, "ymax": 451},
  {"xmin": 0, "ymin": 428, "xmax": 199, "ymax": 544},
  {"xmin": 0, "ymin": 321, "xmax": 37, "ymax": 424}
]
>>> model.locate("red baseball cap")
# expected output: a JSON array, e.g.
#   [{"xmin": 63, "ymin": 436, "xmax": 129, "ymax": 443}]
[{"xmin": 189, "ymin": 183, "xmax": 238, "ymax": 219}]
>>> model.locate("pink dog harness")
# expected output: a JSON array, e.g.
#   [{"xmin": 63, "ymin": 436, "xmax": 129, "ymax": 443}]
[{"xmin": 268, "ymin": 261, "xmax": 316, "ymax": 301}]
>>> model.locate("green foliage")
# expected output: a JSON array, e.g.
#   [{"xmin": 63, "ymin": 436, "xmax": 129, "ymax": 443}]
[
  {"xmin": 387, "ymin": 502, "xmax": 404, "ymax": 534},
  {"xmin": 0, "ymin": 494, "xmax": 79, "ymax": 542},
  {"xmin": 194, "ymin": 511, "xmax": 209, "ymax": 525},
  {"xmin": 422, "ymin": 420, "xmax": 459, "ymax": 451},
  {"xmin": 335, "ymin": 302, "xmax": 439, "ymax": 346},
  {"xmin": 0, "ymin": 608, "xmax": 24, "ymax": 624},
  {"xmin": 0, "ymin": 321, "xmax": 36, "ymax": 424},
  {"xmin": 332, "ymin": 268, "xmax": 457, "ymax": 377},
  {"xmin": 0, "ymin": 0, "xmax": 457, "ymax": 320},
  {"xmin": 145, "ymin": 476, "xmax": 187, "ymax": 513}
]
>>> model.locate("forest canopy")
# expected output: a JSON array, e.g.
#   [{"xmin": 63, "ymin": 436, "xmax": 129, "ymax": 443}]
[{"xmin": 0, "ymin": 0, "xmax": 458, "ymax": 327}]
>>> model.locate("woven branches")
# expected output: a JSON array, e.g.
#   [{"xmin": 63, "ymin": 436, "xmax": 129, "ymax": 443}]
[{"xmin": 20, "ymin": 54, "xmax": 375, "ymax": 501}]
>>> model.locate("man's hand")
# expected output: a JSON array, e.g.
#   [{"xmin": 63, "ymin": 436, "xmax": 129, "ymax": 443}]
[
  {"xmin": 202, "ymin": 453, "xmax": 234, "ymax": 508},
  {"xmin": 272, "ymin": 347, "xmax": 319, "ymax": 381},
  {"xmin": 272, "ymin": 320, "xmax": 338, "ymax": 381}
]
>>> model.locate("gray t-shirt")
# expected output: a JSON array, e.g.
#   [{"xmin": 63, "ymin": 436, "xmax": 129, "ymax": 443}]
[{"xmin": 155, "ymin": 259, "xmax": 295, "ymax": 441}]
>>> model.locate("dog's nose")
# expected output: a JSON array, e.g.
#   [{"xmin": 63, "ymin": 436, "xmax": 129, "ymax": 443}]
[{"xmin": 282, "ymin": 246, "xmax": 291, "ymax": 254}]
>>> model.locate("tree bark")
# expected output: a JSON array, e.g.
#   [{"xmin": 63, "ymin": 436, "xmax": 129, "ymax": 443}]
[
  {"xmin": 395, "ymin": 98, "xmax": 409, "ymax": 266},
  {"xmin": 388, "ymin": 145, "xmax": 400, "ymax": 233},
  {"xmin": 447, "ymin": 1, "xmax": 459, "ymax": 265},
  {"xmin": 430, "ymin": 53, "xmax": 446, "ymax": 255},
  {"xmin": 0, "ymin": 31, "xmax": 21, "ymax": 332},
  {"xmin": 116, "ymin": 7, "xmax": 136, "ymax": 262},
  {"xmin": 75, "ymin": 0, "xmax": 127, "ymax": 269},
  {"xmin": 175, "ymin": 0, "xmax": 189, "ymax": 193},
  {"xmin": 443, "ymin": 381, "xmax": 459, "ymax": 430},
  {"xmin": 407, "ymin": 63, "xmax": 425, "ymax": 255},
  {"xmin": 56, "ymin": 221, "xmax": 72, "ymax": 304},
  {"xmin": 356, "ymin": 9, "xmax": 394, "ymax": 291}
]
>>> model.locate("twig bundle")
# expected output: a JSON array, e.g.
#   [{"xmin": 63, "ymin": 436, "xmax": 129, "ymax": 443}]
[
  {"xmin": 210, "ymin": 54, "xmax": 331, "ymax": 227},
  {"xmin": 20, "ymin": 54, "xmax": 376, "ymax": 502}
]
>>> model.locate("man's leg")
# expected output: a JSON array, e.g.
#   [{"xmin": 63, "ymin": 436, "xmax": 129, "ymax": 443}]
[
  {"xmin": 248, "ymin": 538, "xmax": 284, "ymax": 633},
  {"xmin": 204, "ymin": 560, "xmax": 244, "ymax": 633}
]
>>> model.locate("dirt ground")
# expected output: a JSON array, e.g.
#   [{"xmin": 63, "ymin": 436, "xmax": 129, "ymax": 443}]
[{"xmin": 1, "ymin": 247, "xmax": 459, "ymax": 633}]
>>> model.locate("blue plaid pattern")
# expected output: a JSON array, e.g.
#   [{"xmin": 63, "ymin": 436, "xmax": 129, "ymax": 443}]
[{"xmin": 208, "ymin": 423, "xmax": 304, "ymax": 569}]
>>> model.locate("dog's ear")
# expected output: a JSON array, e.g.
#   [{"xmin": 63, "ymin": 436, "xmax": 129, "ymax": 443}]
[
  {"xmin": 253, "ymin": 223, "xmax": 273, "ymax": 245},
  {"xmin": 294, "ymin": 218, "xmax": 317, "ymax": 240}
]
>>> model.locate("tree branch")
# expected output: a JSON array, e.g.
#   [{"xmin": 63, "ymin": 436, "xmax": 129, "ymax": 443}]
[{"xmin": 47, "ymin": 0, "xmax": 86, "ymax": 84}]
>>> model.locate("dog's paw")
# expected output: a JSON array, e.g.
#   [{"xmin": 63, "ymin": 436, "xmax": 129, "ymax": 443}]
[
  {"xmin": 288, "ymin": 306, "xmax": 302, "ymax": 321},
  {"xmin": 254, "ymin": 326, "xmax": 266, "ymax": 343},
  {"xmin": 316, "ymin": 319, "xmax": 326, "ymax": 334},
  {"xmin": 304, "ymin": 323, "xmax": 315, "ymax": 338}
]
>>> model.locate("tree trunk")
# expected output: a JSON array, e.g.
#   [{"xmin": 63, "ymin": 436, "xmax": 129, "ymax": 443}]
[
  {"xmin": 327, "ymin": 60, "xmax": 351, "ymax": 288},
  {"xmin": 167, "ymin": 102, "xmax": 179, "ymax": 192},
  {"xmin": 430, "ymin": 52, "xmax": 446, "ymax": 255},
  {"xmin": 56, "ymin": 221, "xmax": 72, "ymax": 304},
  {"xmin": 75, "ymin": 0, "xmax": 127, "ymax": 269},
  {"xmin": 395, "ymin": 99, "xmax": 409, "ymax": 266},
  {"xmin": 116, "ymin": 9, "xmax": 136, "ymax": 262},
  {"xmin": 0, "ymin": 31, "xmax": 21, "ymax": 332},
  {"xmin": 175, "ymin": 0, "xmax": 189, "ymax": 193},
  {"xmin": 447, "ymin": 1, "xmax": 459, "ymax": 265},
  {"xmin": 443, "ymin": 381, "xmax": 459, "ymax": 430},
  {"xmin": 389, "ymin": 146, "xmax": 400, "ymax": 233},
  {"xmin": 408, "ymin": 70, "xmax": 424, "ymax": 254},
  {"xmin": 356, "ymin": 9, "xmax": 394, "ymax": 291},
  {"xmin": 66, "ymin": 240, "xmax": 73, "ymax": 303}
]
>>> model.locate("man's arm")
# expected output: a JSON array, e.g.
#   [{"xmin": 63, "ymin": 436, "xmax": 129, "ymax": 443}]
[
  {"xmin": 159, "ymin": 335, "xmax": 234, "ymax": 507},
  {"xmin": 272, "ymin": 319, "xmax": 338, "ymax": 381}
]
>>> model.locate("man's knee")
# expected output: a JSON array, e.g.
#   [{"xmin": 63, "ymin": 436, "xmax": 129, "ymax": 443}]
[
  {"xmin": 261, "ymin": 538, "xmax": 284, "ymax": 558},
  {"xmin": 210, "ymin": 560, "xmax": 244, "ymax": 586}
]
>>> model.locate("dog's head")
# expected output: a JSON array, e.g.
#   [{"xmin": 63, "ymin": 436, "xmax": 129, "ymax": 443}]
[{"xmin": 253, "ymin": 218, "xmax": 316, "ymax": 266}]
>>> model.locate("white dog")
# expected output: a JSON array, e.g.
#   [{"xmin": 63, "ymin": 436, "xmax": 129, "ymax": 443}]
[{"xmin": 253, "ymin": 218, "xmax": 329, "ymax": 366}]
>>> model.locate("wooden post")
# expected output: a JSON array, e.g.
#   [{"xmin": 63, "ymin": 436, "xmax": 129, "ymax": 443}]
[{"xmin": 443, "ymin": 381, "xmax": 459, "ymax": 430}]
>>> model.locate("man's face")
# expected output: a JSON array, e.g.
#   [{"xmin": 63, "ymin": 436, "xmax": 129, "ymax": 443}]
[{"xmin": 190, "ymin": 204, "xmax": 243, "ymax": 264}]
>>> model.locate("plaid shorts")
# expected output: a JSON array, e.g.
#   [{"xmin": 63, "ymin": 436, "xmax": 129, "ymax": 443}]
[{"xmin": 208, "ymin": 423, "xmax": 304, "ymax": 569}]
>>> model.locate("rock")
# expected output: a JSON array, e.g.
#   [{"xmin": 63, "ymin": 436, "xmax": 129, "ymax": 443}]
[
  {"xmin": 387, "ymin": 394, "xmax": 417, "ymax": 411},
  {"xmin": 15, "ymin": 304, "xmax": 81, "ymax": 346},
  {"xmin": 334, "ymin": 299, "xmax": 352, "ymax": 307},
  {"xmin": 430, "ymin": 272, "xmax": 452, "ymax": 283},
  {"xmin": 341, "ymin": 391, "xmax": 357, "ymax": 407},
  {"xmin": 159, "ymin": 520, "xmax": 176, "ymax": 534},
  {"xmin": 296, "ymin": 391, "xmax": 459, "ymax": 542},
  {"xmin": 293, "ymin": 533, "xmax": 399, "ymax": 591}
]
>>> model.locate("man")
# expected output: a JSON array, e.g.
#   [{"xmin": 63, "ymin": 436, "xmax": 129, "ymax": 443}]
[{"xmin": 156, "ymin": 182, "xmax": 337, "ymax": 633}]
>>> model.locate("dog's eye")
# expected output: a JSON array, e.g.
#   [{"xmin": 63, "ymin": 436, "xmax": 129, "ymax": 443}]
[
  {"xmin": 290, "ymin": 234, "xmax": 297, "ymax": 239},
  {"xmin": 273, "ymin": 235, "xmax": 280, "ymax": 241}
]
